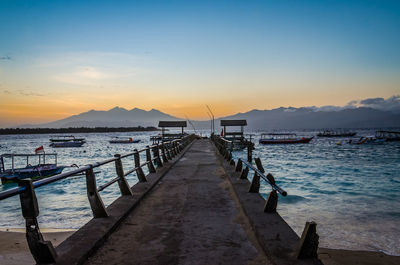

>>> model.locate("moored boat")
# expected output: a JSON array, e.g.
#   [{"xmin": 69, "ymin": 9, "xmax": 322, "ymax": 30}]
[
  {"xmin": 375, "ymin": 130, "xmax": 400, "ymax": 142},
  {"xmin": 49, "ymin": 135, "xmax": 86, "ymax": 147},
  {"xmin": 317, "ymin": 129, "xmax": 356, "ymax": 137},
  {"xmin": 109, "ymin": 137, "xmax": 140, "ymax": 144},
  {"xmin": 348, "ymin": 136, "xmax": 386, "ymax": 145},
  {"xmin": 259, "ymin": 133, "xmax": 313, "ymax": 144},
  {"xmin": 0, "ymin": 153, "xmax": 65, "ymax": 184}
]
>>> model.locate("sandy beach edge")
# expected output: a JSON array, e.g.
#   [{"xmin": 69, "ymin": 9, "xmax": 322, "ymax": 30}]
[{"xmin": 0, "ymin": 229, "xmax": 399, "ymax": 265}]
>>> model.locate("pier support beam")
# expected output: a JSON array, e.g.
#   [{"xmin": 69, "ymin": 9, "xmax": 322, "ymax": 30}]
[
  {"xmin": 85, "ymin": 166, "xmax": 108, "ymax": 218},
  {"xmin": 240, "ymin": 166, "xmax": 249, "ymax": 179},
  {"xmin": 248, "ymin": 172, "xmax": 260, "ymax": 193},
  {"xmin": 146, "ymin": 146, "xmax": 156, "ymax": 173},
  {"xmin": 296, "ymin": 221, "xmax": 319, "ymax": 259},
  {"xmin": 152, "ymin": 145, "xmax": 163, "ymax": 168},
  {"xmin": 114, "ymin": 154, "xmax": 133, "ymax": 196},
  {"xmin": 134, "ymin": 149, "xmax": 147, "ymax": 182},
  {"xmin": 264, "ymin": 190, "xmax": 278, "ymax": 213},
  {"xmin": 161, "ymin": 143, "xmax": 168, "ymax": 163},
  {"xmin": 18, "ymin": 179, "xmax": 57, "ymax": 264}
]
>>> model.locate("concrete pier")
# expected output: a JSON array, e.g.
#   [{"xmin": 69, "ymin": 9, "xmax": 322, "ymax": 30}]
[{"xmin": 84, "ymin": 139, "xmax": 270, "ymax": 265}]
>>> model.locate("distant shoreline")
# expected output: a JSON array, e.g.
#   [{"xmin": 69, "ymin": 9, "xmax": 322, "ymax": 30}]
[{"xmin": 0, "ymin": 127, "xmax": 160, "ymax": 135}]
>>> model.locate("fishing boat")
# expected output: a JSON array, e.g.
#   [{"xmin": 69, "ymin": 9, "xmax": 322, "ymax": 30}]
[
  {"xmin": 49, "ymin": 135, "xmax": 86, "ymax": 147},
  {"xmin": 0, "ymin": 153, "xmax": 65, "ymax": 184},
  {"xmin": 375, "ymin": 131, "xmax": 400, "ymax": 142},
  {"xmin": 348, "ymin": 136, "xmax": 386, "ymax": 145},
  {"xmin": 109, "ymin": 137, "xmax": 140, "ymax": 144},
  {"xmin": 317, "ymin": 129, "xmax": 356, "ymax": 137},
  {"xmin": 259, "ymin": 133, "xmax": 313, "ymax": 144}
]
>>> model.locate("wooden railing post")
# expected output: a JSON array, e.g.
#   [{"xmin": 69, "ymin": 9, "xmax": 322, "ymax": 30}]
[
  {"xmin": 295, "ymin": 221, "xmax": 319, "ymax": 259},
  {"xmin": 235, "ymin": 159, "xmax": 243, "ymax": 172},
  {"xmin": 161, "ymin": 143, "xmax": 168, "ymax": 163},
  {"xmin": 134, "ymin": 149, "xmax": 147, "ymax": 182},
  {"xmin": 85, "ymin": 166, "xmax": 108, "ymax": 218},
  {"xmin": 166, "ymin": 143, "xmax": 172, "ymax": 160},
  {"xmin": 264, "ymin": 173, "xmax": 279, "ymax": 212},
  {"xmin": 247, "ymin": 144, "xmax": 252, "ymax": 162},
  {"xmin": 18, "ymin": 179, "xmax": 57, "ymax": 264},
  {"xmin": 114, "ymin": 154, "xmax": 133, "ymax": 196},
  {"xmin": 146, "ymin": 146, "xmax": 156, "ymax": 173},
  {"xmin": 152, "ymin": 145, "xmax": 163, "ymax": 168},
  {"xmin": 248, "ymin": 172, "xmax": 260, "ymax": 193},
  {"xmin": 240, "ymin": 166, "xmax": 249, "ymax": 179}
]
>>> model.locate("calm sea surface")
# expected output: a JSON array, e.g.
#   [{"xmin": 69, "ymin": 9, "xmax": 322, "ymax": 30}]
[{"xmin": 0, "ymin": 130, "xmax": 399, "ymax": 255}]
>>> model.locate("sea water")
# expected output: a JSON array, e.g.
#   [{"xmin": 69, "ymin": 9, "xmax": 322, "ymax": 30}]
[{"xmin": 0, "ymin": 130, "xmax": 399, "ymax": 255}]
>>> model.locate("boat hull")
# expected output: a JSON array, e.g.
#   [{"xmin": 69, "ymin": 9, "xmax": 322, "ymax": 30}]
[
  {"xmin": 109, "ymin": 140, "xmax": 140, "ymax": 144},
  {"xmin": 50, "ymin": 142, "xmax": 85, "ymax": 147},
  {"xmin": 259, "ymin": 137, "xmax": 313, "ymax": 144},
  {"xmin": 1, "ymin": 165, "xmax": 65, "ymax": 184}
]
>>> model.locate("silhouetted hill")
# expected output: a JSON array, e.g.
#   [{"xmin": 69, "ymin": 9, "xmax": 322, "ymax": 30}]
[
  {"xmin": 19, "ymin": 107, "xmax": 180, "ymax": 128},
  {"xmin": 214, "ymin": 107, "xmax": 400, "ymax": 130}
]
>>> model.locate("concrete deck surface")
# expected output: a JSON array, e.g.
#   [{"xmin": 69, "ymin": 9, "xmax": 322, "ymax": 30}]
[{"xmin": 84, "ymin": 139, "xmax": 271, "ymax": 265}]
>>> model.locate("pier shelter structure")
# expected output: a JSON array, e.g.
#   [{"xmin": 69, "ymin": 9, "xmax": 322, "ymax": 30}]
[{"xmin": 159, "ymin": 120, "xmax": 187, "ymax": 142}]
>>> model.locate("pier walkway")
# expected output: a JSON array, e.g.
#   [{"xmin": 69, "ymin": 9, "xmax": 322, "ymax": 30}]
[{"xmin": 84, "ymin": 139, "xmax": 269, "ymax": 265}]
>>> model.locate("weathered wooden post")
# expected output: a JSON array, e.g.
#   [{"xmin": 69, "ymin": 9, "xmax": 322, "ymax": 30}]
[
  {"xmin": 247, "ymin": 144, "xmax": 252, "ymax": 162},
  {"xmin": 152, "ymin": 145, "xmax": 163, "ymax": 168},
  {"xmin": 133, "ymin": 149, "xmax": 147, "ymax": 182},
  {"xmin": 254, "ymin": 157, "xmax": 265, "ymax": 173},
  {"xmin": 114, "ymin": 154, "xmax": 133, "ymax": 196},
  {"xmin": 18, "ymin": 179, "xmax": 57, "ymax": 264},
  {"xmin": 240, "ymin": 166, "xmax": 249, "ymax": 179},
  {"xmin": 161, "ymin": 143, "xmax": 168, "ymax": 163},
  {"xmin": 264, "ymin": 190, "xmax": 278, "ymax": 213},
  {"xmin": 263, "ymin": 173, "xmax": 278, "ymax": 212},
  {"xmin": 295, "ymin": 221, "xmax": 319, "ymax": 259},
  {"xmin": 235, "ymin": 159, "xmax": 243, "ymax": 172},
  {"xmin": 85, "ymin": 166, "xmax": 108, "ymax": 218},
  {"xmin": 248, "ymin": 172, "xmax": 260, "ymax": 193},
  {"xmin": 166, "ymin": 143, "xmax": 172, "ymax": 160},
  {"xmin": 145, "ymin": 146, "xmax": 156, "ymax": 173}
]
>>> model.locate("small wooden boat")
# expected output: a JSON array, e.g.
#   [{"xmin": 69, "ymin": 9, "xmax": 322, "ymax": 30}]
[
  {"xmin": 109, "ymin": 137, "xmax": 140, "ymax": 144},
  {"xmin": 317, "ymin": 130, "xmax": 356, "ymax": 137},
  {"xmin": 259, "ymin": 133, "xmax": 313, "ymax": 144},
  {"xmin": 348, "ymin": 136, "xmax": 386, "ymax": 145},
  {"xmin": 49, "ymin": 135, "xmax": 85, "ymax": 147},
  {"xmin": 375, "ymin": 131, "xmax": 400, "ymax": 142},
  {"xmin": 0, "ymin": 153, "xmax": 65, "ymax": 184}
]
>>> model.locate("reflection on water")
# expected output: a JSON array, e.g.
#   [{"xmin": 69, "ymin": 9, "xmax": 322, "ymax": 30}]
[{"xmin": 1, "ymin": 130, "xmax": 399, "ymax": 255}]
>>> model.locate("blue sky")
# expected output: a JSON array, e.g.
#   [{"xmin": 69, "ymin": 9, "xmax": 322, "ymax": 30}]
[{"xmin": 0, "ymin": 0, "xmax": 399, "ymax": 125}]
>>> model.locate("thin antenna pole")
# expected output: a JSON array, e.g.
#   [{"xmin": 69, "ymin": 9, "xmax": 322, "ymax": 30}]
[
  {"xmin": 206, "ymin": 111, "xmax": 212, "ymax": 135},
  {"xmin": 206, "ymin": 105, "xmax": 215, "ymax": 134}
]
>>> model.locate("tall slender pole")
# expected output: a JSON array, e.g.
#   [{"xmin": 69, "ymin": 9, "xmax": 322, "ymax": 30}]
[{"xmin": 206, "ymin": 105, "xmax": 215, "ymax": 134}]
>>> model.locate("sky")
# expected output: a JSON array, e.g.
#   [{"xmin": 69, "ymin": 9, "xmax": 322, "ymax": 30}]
[{"xmin": 0, "ymin": 0, "xmax": 399, "ymax": 126}]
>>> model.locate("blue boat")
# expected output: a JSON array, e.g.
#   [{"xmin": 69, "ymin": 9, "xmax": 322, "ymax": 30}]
[{"xmin": 0, "ymin": 153, "xmax": 65, "ymax": 184}]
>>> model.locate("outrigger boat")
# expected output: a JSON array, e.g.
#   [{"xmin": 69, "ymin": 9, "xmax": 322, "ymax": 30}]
[
  {"xmin": 375, "ymin": 131, "xmax": 400, "ymax": 142},
  {"xmin": 347, "ymin": 136, "xmax": 386, "ymax": 145},
  {"xmin": 49, "ymin": 135, "xmax": 86, "ymax": 147},
  {"xmin": 317, "ymin": 129, "xmax": 356, "ymax": 137},
  {"xmin": 0, "ymin": 153, "xmax": 65, "ymax": 184},
  {"xmin": 259, "ymin": 133, "xmax": 313, "ymax": 144},
  {"xmin": 109, "ymin": 137, "xmax": 140, "ymax": 144}
]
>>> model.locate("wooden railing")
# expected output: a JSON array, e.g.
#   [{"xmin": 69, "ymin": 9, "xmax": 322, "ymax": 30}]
[
  {"xmin": 0, "ymin": 134, "xmax": 196, "ymax": 264},
  {"xmin": 211, "ymin": 134, "xmax": 320, "ymax": 260}
]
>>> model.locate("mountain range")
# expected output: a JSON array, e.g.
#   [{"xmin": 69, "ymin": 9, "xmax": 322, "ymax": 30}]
[{"xmin": 16, "ymin": 106, "xmax": 400, "ymax": 130}]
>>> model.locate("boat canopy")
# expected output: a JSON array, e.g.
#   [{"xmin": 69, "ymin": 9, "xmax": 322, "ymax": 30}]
[{"xmin": 220, "ymin": 120, "xmax": 247, "ymax": 126}]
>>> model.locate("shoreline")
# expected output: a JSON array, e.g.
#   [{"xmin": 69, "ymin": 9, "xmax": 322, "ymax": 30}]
[
  {"xmin": 0, "ymin": 229, "xmax": 399, "ymax": 265},
  {"xmin": 0, "ymin": 229, "xmax": 76, "ymax": 265}
]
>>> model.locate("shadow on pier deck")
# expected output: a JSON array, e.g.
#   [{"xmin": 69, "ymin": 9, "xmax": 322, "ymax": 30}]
[{"xmin": 54, "ymin": 139, "xmax": 319, "ymax": 265}]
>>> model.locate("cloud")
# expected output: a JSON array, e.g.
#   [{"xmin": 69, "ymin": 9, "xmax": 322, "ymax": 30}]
[
  {"xmin": 17, "ymin": 90, "xmax": 44, "ymax": 97},
  {"xmin": 358, "ymin": 95, "xmax": 400, "ymax": 112},
  {"xmin": 309, "ymin": 95, "xmax": 400, "ymax": 113},
  {"xmin": 0, "ymin": 55, "xmax": 11, "ymax": 60}
]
